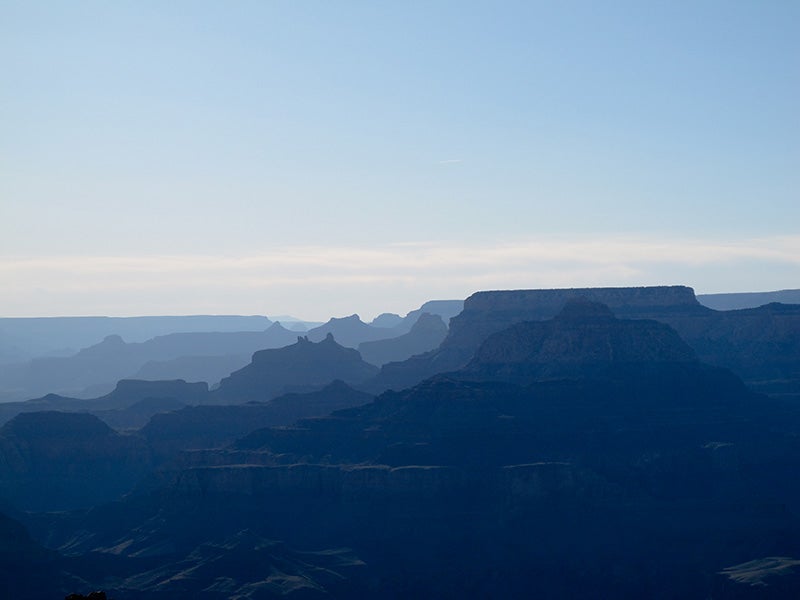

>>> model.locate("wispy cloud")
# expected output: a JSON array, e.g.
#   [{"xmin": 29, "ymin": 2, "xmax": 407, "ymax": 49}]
[
  {"xmin": 1, "ymin": 235, "xmax": 798, "ymax": 318},
  {"xmin": 438, "ymin": 159, "xmax": 463, "ymax": 165}
]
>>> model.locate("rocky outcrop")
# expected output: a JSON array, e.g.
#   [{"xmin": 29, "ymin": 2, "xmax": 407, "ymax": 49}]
[
  {"xmin": 358, "ymin": 313, "xmax": 448, "ymax": 367},
  {"xmin": 214, "ymin": 335, "xmax": 378, "ymax": 403}
]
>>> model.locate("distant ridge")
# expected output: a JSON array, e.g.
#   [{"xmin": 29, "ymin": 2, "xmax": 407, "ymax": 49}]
[
  {"xmin": 0, "ymin": 315, "xmax": 272, "ymax": 365},
  {"xmin": 0, "ymin": 322, "xmax": 299, "ymax": 402},
  {"xmin": 697, "ymin": 289, "xmax": 800, "ymax": 310},
  {"xmin": 214, "ymin": 334, "xmax": 379, "ymax": 403},
  {"xmin": 0, "ymin": 378, "xmax": 209, "ymax": 428},
  {"xmin": 359, "ymin": 313, "xmax": 448, "ymax": 366},
  {"xmin": 306, "ymin": 315, "xmax": 400, "ymax": 348}
]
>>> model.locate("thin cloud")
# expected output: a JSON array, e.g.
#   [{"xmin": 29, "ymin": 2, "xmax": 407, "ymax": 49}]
[
  {"xmin": 438, "ymin": 159, "xmax": 463, "ymax": 164},
  {"xmin": 1, "ymin": 234, "xmax": 798, "ymax": 318}
]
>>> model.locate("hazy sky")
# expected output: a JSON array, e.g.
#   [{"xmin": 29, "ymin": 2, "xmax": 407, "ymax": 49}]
[{"xmin": 2, "ymin": 1, "xmax": 798, "ymax": 320}]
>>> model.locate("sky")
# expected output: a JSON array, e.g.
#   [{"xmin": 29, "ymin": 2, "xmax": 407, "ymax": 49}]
[{"xmin": 1, "ymin": 1, "xmax": 798, "ymax": 320}]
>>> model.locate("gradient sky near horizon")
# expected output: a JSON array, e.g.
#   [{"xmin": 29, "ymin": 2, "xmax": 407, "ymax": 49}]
[{"xmin": 2, "ymin": 1, "xmax": 798, "ymax": 320}]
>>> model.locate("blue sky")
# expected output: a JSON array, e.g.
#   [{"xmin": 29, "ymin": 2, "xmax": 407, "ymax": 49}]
[{"xmin": 2, "ymin": 1, "xmax": 798, "ymax": 319}]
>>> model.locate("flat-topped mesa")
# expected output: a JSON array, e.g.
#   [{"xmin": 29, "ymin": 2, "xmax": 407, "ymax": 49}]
[
  {"xmin": 463, "ymin": 285, "xmax": 700, "ymax": 314},
  {"xmin": 369, "ymin": 286, "xmax": 706, "ymax": 394},
  {"xmin": 443, "ymin": 285, "xmax": 705, "ymax": 362},
  {"xmin": 461, "ymin": 300, "xmax": 697, "ymax": 383}
]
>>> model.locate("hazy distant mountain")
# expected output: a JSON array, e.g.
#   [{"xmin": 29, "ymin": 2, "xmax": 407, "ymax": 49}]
[
  {"xmin": 267, "ymin": 316, "xmax": 325, "ymax": 331},
  {"xmin": 370, "ymin": 312, "xmax": 404, "ymax": 328},
  {"xmin": 214, "ymin": 334, "xmax": 379, "ymax": 403},
  {"xmin": 697, "ymin": 288, "xmax": 800, "ymax": 310},
  {"xmin": 306, "ymin": 314, "xmax": 401, "ymax": 347},
  {"xmin": 358, "ymin": 313, "xmax": 448, "ymax": 366},
  {"xmin": 0, "ymin": 315, "xmax": 272, "ymax": 365},
  {"xmin": 0, "ymin": 322, "xmax": 299, "ymax": 402},
  {"xmin": 399, "ymin": 299, "xmax": 464, "ymax": 330},
  {"xmin": 132, "ymin": 354, "xmax": 251, "ymax": 387},
  {"xmin": 0, "ymin": 379, "xmax": 209, "ymax": 428}
]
